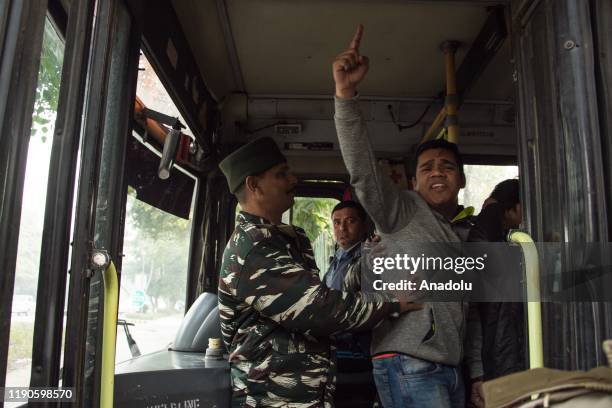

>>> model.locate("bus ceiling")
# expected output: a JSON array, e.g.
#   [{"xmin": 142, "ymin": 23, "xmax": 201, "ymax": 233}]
[
  {"xmin": 129, "ymin": 1, "xmax": 516, "ymax": 163},
  {"xmin": 169, "ymin": 0, "xmax": 512, "ymax": 100}
]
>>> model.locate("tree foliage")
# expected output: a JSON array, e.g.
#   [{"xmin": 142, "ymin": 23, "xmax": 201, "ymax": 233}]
[
  {"xmin": 31, "ymin": 22, "xmax": 63, "ymax": 141},
  {"xmin": 127, "ymin": 188, "xmax": 190, "ymax": 240},
  {"xmin": 13, "ymin": 21, "xmax": 63, "ymax": 297},
  {"xmin": 121, "ymin": 190, "xmax": 191, "ymax": 311},
  {"xmin": 291, "ymin": 197, "xmax": 338, "ymax": 243}
]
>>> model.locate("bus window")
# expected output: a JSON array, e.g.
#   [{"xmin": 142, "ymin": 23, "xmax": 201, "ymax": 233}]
[
  {"xmin": 459, "ymin": 164, "xmax": 519, "ymax": 213},
  {"xmin": 115, "ymin": 51, "xmax": 197, "ymax": 363},
  {"xmin": 6, "ymin": 17, "xmax": 64, "ymax": 393},
  {"xmin": 284, "ymin": 197, "xmax": 339, "ymax": 275},
  {"xmin": 116, "ymin": 186, "xmax": 194, "ymax": 363},
  {"xmin": 136, "ymin": 53, "xmax": 194, "ymax": 140}
]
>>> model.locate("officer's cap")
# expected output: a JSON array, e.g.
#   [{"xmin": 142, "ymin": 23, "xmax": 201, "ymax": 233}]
[{"xmin": 219, "ymin": 137, "xmax": 286, "ymax": 193}]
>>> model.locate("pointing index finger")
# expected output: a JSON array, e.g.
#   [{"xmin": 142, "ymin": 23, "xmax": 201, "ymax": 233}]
[{"xmin": 349, "ymin": 24, "xmax": 363, "ymax": 51}]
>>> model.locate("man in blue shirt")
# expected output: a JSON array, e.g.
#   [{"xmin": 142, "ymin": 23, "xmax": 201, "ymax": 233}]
[
  {"xmin": 324, "ymin": 200, "xmax": 369, "ymax": 291},
  {"xmin": 324, "ymin": 200, "xmax": 377, "ymax": 407}
]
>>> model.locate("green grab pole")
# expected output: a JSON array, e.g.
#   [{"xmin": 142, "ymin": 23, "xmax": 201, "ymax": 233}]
[
  {"xmin": 508, "ymin": 231, "xmax": 544, "ymax": 369},
  {"xmin": 101, "ymin": 261, "xmax": 119, "ymax": 408}
]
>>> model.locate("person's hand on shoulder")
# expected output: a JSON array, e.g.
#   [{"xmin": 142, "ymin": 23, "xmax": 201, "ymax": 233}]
[
  {"xmin": 333, "ymin": 24, "xmax": 369, "ymax": 99},
  {"xmin": 366, "ymin": 234, "xmax": 381, "ymax": 243}
]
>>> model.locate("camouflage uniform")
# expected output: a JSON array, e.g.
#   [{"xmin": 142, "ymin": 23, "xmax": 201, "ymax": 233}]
[
  {"xmin": 341, "ymin": 250, "xmax": 363, "ymax": 293},
  {"xmin": 218, "ymin": 211, "xmax": 398, "ymax": 407}
]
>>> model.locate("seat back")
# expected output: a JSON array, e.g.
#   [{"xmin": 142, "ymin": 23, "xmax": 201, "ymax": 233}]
[{"xmin": 172, "ymin": 292, "xmax": 221, "ymax": 352}]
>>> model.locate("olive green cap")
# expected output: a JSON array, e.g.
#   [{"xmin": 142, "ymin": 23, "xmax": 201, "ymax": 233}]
[{"xmin": 219, "ymin": 137, "xmax": 286, "ymax": 193}]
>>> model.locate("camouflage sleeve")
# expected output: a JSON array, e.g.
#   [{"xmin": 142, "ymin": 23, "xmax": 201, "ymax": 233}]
[
  {"xmin": 343, "ymin": 259, "xmax": 362, "ymax": 292},
  {"xmin": 236, "ymin": 242, "xmax": 398, "ymax": 336}
]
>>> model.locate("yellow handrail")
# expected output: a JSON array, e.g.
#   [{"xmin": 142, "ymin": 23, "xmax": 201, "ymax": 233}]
[
  {"xmin": 508, "ymin": 231, "xmax": 543, "ymax": 369},
  {"xmin": 100, "ymin": 261, "xmax": 119, "ymax": 408},
  {"xmin": 422, "ymin": 107, "xmax": 447, "ymax": 142},
  {"xmin": 442, "ymin": 42, "xmax": 459, "ymax": 143},
  {"xmin": 421, "ymin": 41, "xmax": 460, "ymax": 144}
]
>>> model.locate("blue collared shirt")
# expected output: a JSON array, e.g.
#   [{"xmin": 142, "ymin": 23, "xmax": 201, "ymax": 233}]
[
  {"xmin": 323, "ymin": 241, "xmax": 371, "ymax": 357},
  {"xmin": 324, "ymin": 242, "xmax": 362, "ymax": 290}
]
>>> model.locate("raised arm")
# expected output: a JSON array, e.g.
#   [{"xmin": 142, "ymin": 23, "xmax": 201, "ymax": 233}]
[{"xmin": 333, "ymin": 25, "xmax": 419, "ymax": 233}]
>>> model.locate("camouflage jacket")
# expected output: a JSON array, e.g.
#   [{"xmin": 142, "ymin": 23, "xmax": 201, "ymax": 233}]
[{"xmin": 218, "ymin": 212, "xmax": 398, "ymax": 407}]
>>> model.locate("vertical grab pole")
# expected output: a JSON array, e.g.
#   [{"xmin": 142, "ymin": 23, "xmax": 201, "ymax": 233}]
[
  {"xmin": 509, "ymin": 231, "xmax": 544, "ymax": 369},
  {"xmin": 100, "ymin": 260, "xmax": 119, "ymax": 408},
  {"xmin": 441, "ymin": 41, "xmax": 460, "ymax": 143}
]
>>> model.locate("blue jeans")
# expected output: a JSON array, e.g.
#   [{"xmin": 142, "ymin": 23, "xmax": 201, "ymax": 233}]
[{"xmin": 372, "ymin": 354, "xmax": 465, "ymax": 408}]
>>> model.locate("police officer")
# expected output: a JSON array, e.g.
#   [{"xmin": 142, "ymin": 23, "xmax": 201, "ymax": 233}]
[{"xmin": 218, "ymin": 137, "xmax": 420, "ymax": 407}]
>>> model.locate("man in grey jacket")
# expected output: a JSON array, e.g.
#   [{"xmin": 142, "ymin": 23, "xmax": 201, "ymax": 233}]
[{"xmin": 332, "ymin": 24, "xmax": 483, "ymax": 408}]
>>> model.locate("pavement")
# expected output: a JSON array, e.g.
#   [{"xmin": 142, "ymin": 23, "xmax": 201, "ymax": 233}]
[{"xmin": 5, "ymin": 312, "xmax": 184, "ymax": 407}]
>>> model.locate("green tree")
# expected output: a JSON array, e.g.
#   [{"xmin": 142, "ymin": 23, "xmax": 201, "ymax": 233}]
[
  {"xmin": 122, "ymin": 190, "xmax": 191, "ymax": 312},
  {"xmin": 291, "ymin": 197, "xmax": 338, "ymax": 242},
  {"xmin": 126, "ymin": 188, "xmax": 190, "ymax": 240},
  {"xmin": 14, "ymin": 20, "xmax": 64, "ymax": 297},
  {"xmin": 31, "ymin": 22, "xmax": 63, "ymax": 141}
]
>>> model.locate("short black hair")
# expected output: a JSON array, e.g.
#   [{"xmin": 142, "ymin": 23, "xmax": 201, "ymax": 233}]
[
  {"xmin": 233, "ymin": 168, "xmax": 267, "ymax": 203},
  {"xmin": 331, "ymin": 200, "xmax": 367, "ymax": 221},
  {"xmin": 413, "ymin": 139, "xmax": 464, "ymax": 177},
  {"xmin": 490, "ymin": 179, "xmax": 520, "ymax": 210}
]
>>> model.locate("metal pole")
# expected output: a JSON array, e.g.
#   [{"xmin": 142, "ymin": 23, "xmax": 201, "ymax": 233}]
[
  {"xmin": 421, "ymin": 41, "xmax": 460, "ymax": 144},
  {"xmin": 62, "ymin": 0, "xmax": 118, "ymax": 405},
  {"xmin": 100, "ymin": 261, "xmax": 119, "ymax": 408},
  {"xmin": 509, "ymin": 231, "xmax": 544, "ymax": 369},
  {"xmin": 442, "ymin": 41, "xmax": 460, "ymax": 143}
]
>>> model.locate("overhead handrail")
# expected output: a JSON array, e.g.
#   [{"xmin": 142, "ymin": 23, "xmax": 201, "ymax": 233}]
[
  {"xmin": 422, "ymin": 107, "xmax": 447, "ymax": 142},
  {"xmin": 508, "ymin": 231, "xmax": 543, "ymax": 369},
  {"xmin": 421, "ymin": 41, "xmax": 460, "ymax": 143},
  {"xmin": 442, "ymin": 41, "xmax": 460, "ymax": 143},
  {"xmin": 100, "ymin": 260, "xmax": 119, "ymax": 408}
]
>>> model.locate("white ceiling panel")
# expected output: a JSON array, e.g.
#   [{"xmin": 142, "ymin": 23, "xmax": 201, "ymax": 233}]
[
  {"xmin": 227, "ymin": 0, "xmax": 489, "ymax": 96},
  {"xmin": 174, "ymin": 0, "xmax": 512, "ymax": 101}
]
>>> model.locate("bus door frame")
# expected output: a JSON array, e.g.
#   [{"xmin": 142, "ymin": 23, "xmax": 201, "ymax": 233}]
[
  {"xmin": 512, "ymin": 0, "xmax": 612, "ymax": 369},
  {"xmin": 27, "ymin": 0, "xmax": 97, "ymax": 399},
  {"xmin": 0, "ymin": 0, "xmax": 48, "ymax": 393},
  {"xmin": 591, "ymin": 0, "xmax": 612, "ymax": 346},
  {"xmin": 57, "ymin": 0, "xmax": 141, "ymax": 406}
]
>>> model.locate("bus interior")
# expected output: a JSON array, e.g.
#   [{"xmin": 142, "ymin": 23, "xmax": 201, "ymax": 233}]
[{"xmin": 1, "ymin": 0, "xmax": 611, "ymax": 407}]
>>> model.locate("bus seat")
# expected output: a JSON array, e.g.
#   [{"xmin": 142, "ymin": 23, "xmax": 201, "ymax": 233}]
[
  {"xmin": 192, "ymin": 305, "xmax": 224, "ymax": 352},
  {"xmin": 172, "ymin": 292, "xmax": 221, "ymax": 352}
]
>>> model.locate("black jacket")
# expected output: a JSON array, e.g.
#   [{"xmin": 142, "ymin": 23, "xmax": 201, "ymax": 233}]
[{"xmin": 468, "ymin": 203, "xmax": 527, "ymax": 380}]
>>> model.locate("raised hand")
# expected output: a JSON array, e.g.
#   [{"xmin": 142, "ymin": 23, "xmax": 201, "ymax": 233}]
[{"xmin": 333, "ymin": 24, "xmax": 370, "ymax": 99}]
